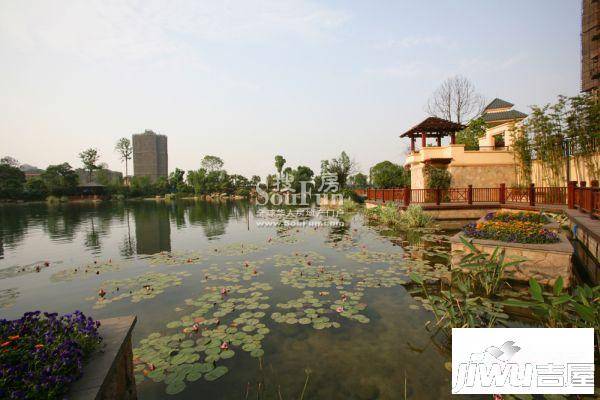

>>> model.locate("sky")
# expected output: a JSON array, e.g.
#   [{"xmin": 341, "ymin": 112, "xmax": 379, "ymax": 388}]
[{"xmin": 0, "ymin": 0, "xmax": 582, "ymax": 179}]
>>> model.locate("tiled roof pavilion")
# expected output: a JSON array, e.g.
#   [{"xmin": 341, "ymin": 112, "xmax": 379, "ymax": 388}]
[{"xmin": 400, "ymin": 116, "xmax": 465, "ymax": 151}]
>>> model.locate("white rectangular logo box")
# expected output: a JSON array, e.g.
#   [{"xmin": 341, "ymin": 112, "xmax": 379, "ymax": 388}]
[{"xmin": 452, "ymin": 328, "xmax": 594, "ymax": 394}]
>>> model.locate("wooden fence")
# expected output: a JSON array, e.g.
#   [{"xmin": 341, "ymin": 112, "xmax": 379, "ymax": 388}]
[
  {"xmin": 357, "ymin": 182, "xmax": 600, "ymax": 218},
  {"xmin": 572, "ymin": 181, "xmax": 600, "ymax": 218},
  {"xmin": 361, "ymin": 184, "xmax": 568, "ymax": 207}
]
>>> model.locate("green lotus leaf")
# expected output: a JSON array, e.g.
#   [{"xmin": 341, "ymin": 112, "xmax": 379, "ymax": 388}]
[
  {"xmin": 220, "ymin": 349, "xmax": 235, "ymax": 359},
  {"xmin": 166, "ymin": 321, "xmax": 181, "ymax": 329},
  {"xmin": 186, "ymin": 370, "xmax": 202, "ymax": 382},
  {"xmin": 204, "ymin": 366, "xmax": 228, "ymax": 381},
  {"xmin": 197, "ymin": 363, "xmax": 215, "ymax": 373},
  {"xmin": 205, "ymin": 354, "xmax": 220, "ymax": 363},
  {"xmin": 165, "ymin": 380, "xmax": 186, "ymax": 395},
  {"xmin": 164, "ymin": 372, "xmax": 184, "ymax": 385},
  {"xmin": 205, "ymin": 347, "xmax": 220, "ymax": 356},
  {"xmin": 250, "ymin": 348, "xmax": 264, "ymax": 358}
]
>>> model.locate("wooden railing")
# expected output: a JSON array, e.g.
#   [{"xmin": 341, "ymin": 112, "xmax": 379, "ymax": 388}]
[
  {"xmin": 572, "ymin": 181, "xmax": 600, "ymax": 218},
  {"xmin": 359, "ymin": 184, "xmax": 569, "ymax": 207}
]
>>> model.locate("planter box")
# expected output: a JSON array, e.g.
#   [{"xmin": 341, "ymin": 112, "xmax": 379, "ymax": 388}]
[
  {"xmin": 450, "ymin": 213, "xmax": 574, "ymax": 286},
  {"xmin": 68, "ymin": 315, "xmax": 137, "ymax": 400}
]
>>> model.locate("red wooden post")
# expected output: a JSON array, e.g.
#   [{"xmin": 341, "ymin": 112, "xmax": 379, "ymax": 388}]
[
  {"xmin": 467, "ymin": 185, "xmax": 473, "ymax": 205},
  {"xmin": 588, "ymin": 188, "xmax": 594, "ymax": 217},
  {"xmin": 567, "ymin": 181, "xmax": 576, "ymax": 209},
  {"xmin": 529, "ymin": 183, "xmax": 535, "ymax": 206},
  {"xmin": 403, "ymin": 188, "xmax": 410, "ymax": 207},
  {"xmin": 435, "ymin": 188, "xmax": 441, "ymax": 205},
  {"xmin": 499, "ymin": 183, "xmax": 506, "ymax": 204},
  {"xmin": 421, "ymin": 132, "xmax": 427, "ymax": 148}
]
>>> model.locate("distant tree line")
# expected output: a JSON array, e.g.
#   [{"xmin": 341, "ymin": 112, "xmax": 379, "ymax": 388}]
[{"xmin": 1, "ymin": 142, "xmax": 416, "ymax": 202}]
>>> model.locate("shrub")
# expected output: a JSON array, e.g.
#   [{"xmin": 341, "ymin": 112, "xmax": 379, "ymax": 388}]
[
  {"xmin": 0, "ymin": 311, "xmax": 101, "ymax": 399},
  {"xmin": 341, "ymin": 199, "xmax": 359, "ymax": 212},
  {"xmin": 46, "ymin": 195, "xmax": 60, "ymax": 205},
  {"xmin": 341, "ymin": 188, "xmax": 364, "ymax": 204},
  {"xmin": 424, "ymin": 165, "xmax": 451, "ymax": 190},
  {"xmin": 398, "ymin": 205, "xmax": 433, "ymax": 228}
]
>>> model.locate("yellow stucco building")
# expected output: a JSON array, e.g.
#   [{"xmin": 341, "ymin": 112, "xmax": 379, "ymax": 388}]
[{"xmin": 404, "ymin": 98, "xmax": 527, "ymax": 189}]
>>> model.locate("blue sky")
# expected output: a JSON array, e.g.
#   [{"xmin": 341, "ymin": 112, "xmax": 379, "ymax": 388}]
[{"xmin": 0, "ymin": 0, "xmax": 582, "ymax": 179}]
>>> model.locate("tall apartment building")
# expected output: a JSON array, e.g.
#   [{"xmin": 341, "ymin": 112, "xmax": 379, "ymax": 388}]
[
  {"xmin": 132, "ymin": 130, "xmax": 168, "ymax": 182},
  {"xmin": 582, "ymin": 0, "xmax": 600, "ymax": 92}
]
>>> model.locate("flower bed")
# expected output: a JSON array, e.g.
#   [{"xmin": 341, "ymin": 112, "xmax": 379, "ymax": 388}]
[
  {"xmin": 0, "ymin": 311, "xmax": 101, "ymax": 400},
  {"xmin": 484, "ymin": 210, "xmax": 549, "ymax": 224},
  {"xmin": 463, "ymin": 216, "xmax": 559, "ymax": 244}
]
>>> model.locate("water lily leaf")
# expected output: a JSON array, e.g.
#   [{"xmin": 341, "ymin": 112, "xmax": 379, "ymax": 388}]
[
  {"xmin": 250, "ymin": 348, "xmax": 264, "ymax": 358},
  {"xmin": 204, "ymin": 366, "xmax": 228, "ymax": 381},
  {"xmin": 165, "ymin": 380, "xmax": 186, "ymax": 395},
  {"xmin": 220, "ymin": 349, "xmax": 235, "ymax": 359}
]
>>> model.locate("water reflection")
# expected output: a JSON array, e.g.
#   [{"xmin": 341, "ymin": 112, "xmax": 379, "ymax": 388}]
[
  {"xmin": 133, "ymin": 202, "xmax": 172, "ymax": 254},
  {"xmin": 0, "ymin": 200, "xmax": 256, "ymax": 262}
]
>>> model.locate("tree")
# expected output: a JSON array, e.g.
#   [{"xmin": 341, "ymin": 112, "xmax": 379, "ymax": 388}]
[
  {"xmin": 115, "ymin": 138, "xmax": 133, "ymax": 182},
  {"xmin": 348, "ymin": 173, "xmax": 368, "ymax": 188},
  {"xmin": 0, "ymin": 156, "xmax": 19, "ymax": 167},
  {"xmin": 79, "ymin": 148, "xmax": 100, "ymax": 183},
  {"xmin": 266, "ymin": 174, "xmax": 277, "ymax": 190},
  {"xmin": 0, "ymin": 163, "xmax": 25, "ymax": 199},
  {"xmin": 201, "ymin": 155, "xmax": 224, "ymax": 172},
  {"xmin": 456, "ymin": 118, "xmax": 487, "ymax": 150},
  {"xmin": 424, "ymin": 165, "xmax": 452, "ymax": 189},
  {"xmin": 24, "ymin": 177, "xmax": 48, "ymax": 200},
  {"xmin": 274, "ymin": 155, "xmax": 286, "ymax": 180},
  {"xmin": 291, "ymin": 165, "xmax": 314, "ymax": 192},
  {"xmin": 41, "ymin": 163, "xmax": 79, "ymax": 196},
  {"xmin": 370, "ymin": 161, "xmax": 408, "ymax": 188},
  {"xmin": 168, "ymin": 168, "xmax": 186, "ymax": 192},
  {"xmin": 426, "ymin": 75, "xmax": 485, "ymax": 124},
  {"xmin": 320, "ymin": 151, "xmax": 356, "ymax": 189}
]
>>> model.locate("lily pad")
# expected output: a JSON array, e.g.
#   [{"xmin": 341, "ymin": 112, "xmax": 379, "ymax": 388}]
[{"xmin": 204, "ymin": 366, "xmax": 229, "ymax": 381}]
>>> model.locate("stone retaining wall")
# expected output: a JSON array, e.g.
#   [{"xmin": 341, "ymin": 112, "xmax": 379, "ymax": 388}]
[
  {"xmin": 69, "ymin": 315, "xmax": 137, "ymax": 400},
  {"xmin": 450, "ymin": 213, "xmax": 574, "ymax": 286}
]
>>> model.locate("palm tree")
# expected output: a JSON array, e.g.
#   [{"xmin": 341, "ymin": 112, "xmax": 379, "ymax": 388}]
[
  {"xmin": 115, "ymin": 138, "xmax": 133, "ymax": 184},
  {"xmin": 274, "ymin": 155, "xmax": 286, "ymax": 182}
]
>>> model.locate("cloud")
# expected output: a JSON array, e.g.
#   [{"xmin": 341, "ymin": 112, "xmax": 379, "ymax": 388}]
[
  {"xmin": 458, "ymin": 54, "xmax": 527, "ymax": 73},
  {"xmin": 374, "ymin": 35, "xmax": 455, "ymax": 50},
  {"xmin": 0, "ymin": 0, "xmax": 351, "ymax": 63},
  {"xmin": 365, "ymin": 62, "xmax": 436, "ymax": 79}
]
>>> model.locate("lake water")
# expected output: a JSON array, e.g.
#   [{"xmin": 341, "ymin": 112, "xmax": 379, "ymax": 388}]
[{"xmin": 0, "ymin": 200, "xmax": 466, "ymax": 399}]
